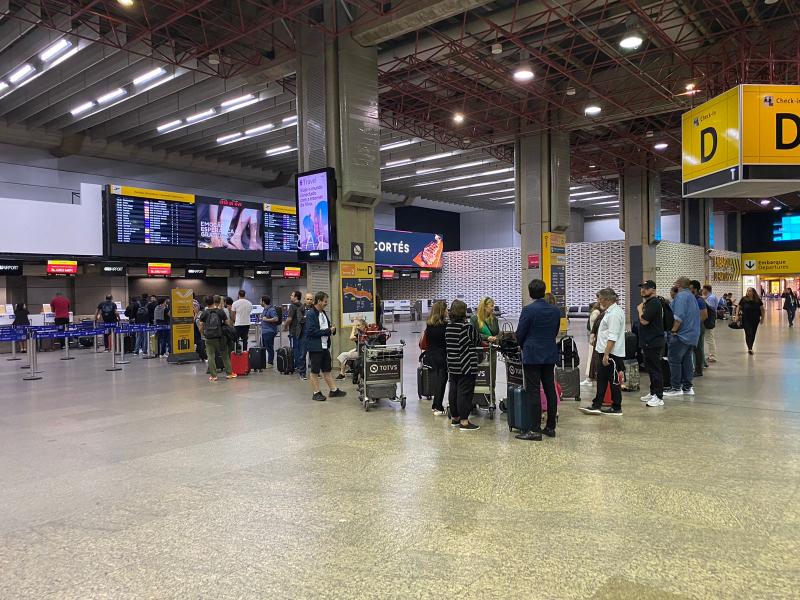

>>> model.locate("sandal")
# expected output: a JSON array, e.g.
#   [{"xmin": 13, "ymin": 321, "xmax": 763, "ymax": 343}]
[
  {"xmin": 226, "ymin": 373, "xmax": 238, "ymax": 379},
  {"xmin": 209, "ymin": 376, "xmax": 218, "ymax": 382}
]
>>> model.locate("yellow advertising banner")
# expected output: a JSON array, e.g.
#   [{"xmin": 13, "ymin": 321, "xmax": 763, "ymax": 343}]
[
  {"xmin": 741, "ymin": 251, "xmax": 800, "ymax": 275},
  {"xmin": 742, "ymin": 84, "xmax": 800, "ymax": 165},
  {"xmin": 542, "ymin": 232, "xmax": 567, "ymax": 331},
  {"xmin": 681, "ymin": 86, "xmax": 740, "ymax": 183},
  {"xmin": 170, "ymin": 288, "xmax": 196, "ymax": 356},
  {"xmin": 340, "ymin": 262, "xmax": 376, "ymax": 325},
  {"xmin": 264, "ymin": 203, "xmax": 297, "ymax": 215},
  {"xmin": 110, "ymin": 185, "xmax": 195, "ymax": 203}
]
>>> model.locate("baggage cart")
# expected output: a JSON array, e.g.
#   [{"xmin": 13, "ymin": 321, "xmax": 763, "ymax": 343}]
[{"xmin": 359, "ymin": 339, "xmax": 406, "ymax": 412}]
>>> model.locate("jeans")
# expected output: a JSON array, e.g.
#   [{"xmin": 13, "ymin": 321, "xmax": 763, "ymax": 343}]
[
  {"xmin": 668, "ymin": 337, "xmax": 694, "ymax": 391},
  {"xmin": 134, "ymin": 331, "xmax": 147, "ymax": 354},
  {"xmin": 694, "ymin": 327, "xmax": 705, "ymax": 373},
  {"xmin": 642, "ymin": 346, "xmax": 664, "ymax": 399},
  {"xmin": 261, "ymin": 330, "xmax": 276, "ymax": 364},
  {"xmin": 156, "ymin": 323, "xmax": 169, "ymax": 355},
  {"xmin": 448, "ymin": 373, "xmax": 477, "ymax": 421},
  {"xmin": 743, "ymin": 321, "xmax": 759, "ymax": 350},
  {"xmin": 786, "ymin": 308, "xmax": 796, "ymax": 326},
  {"xmin": 593, "ymin": 353, "xmax": 624, "ymax": 410},
  {"xmin": 205, "ymin": 337, "xmax": 231, "ymax": 377},
  {"xmin": 235, "ymin": 325, "xmax": 250, "ymax": 350},
  {"xmin": 292, "ymin": 335, "xmax": 306, "ymax": 375},
  {"xmin": 523, "ymin": 363, "xmax": 558, "ymax": 431}
]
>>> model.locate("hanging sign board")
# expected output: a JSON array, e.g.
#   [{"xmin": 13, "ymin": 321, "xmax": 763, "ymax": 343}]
[{"xmin": 340, "ymin": 262, "xmax": 376, "ymax": 325}]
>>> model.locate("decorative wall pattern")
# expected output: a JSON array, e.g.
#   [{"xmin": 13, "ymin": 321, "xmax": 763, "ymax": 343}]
[
  {"xmin": 565, "ymin": 241, "xmax": 627, "ymax": 309},
  {"xmin": 707, "ymin": 249, "xmax": 742, "ymax": 299},
  {"xmin": 655, "ymin": 241, "xmax": 706, "ymax": 293}
]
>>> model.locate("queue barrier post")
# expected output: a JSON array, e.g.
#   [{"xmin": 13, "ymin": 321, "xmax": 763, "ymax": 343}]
[
  {"xmin": 106, "ymin": 326, "xmax": 121, "ymax": 372},
  {"xmin": 7, "ymin": 333, "xmax": 21, "ymax": 361},
  {"xmin": 116, "ymin": 329, "xmax": 130, "ymax": 365},
  {"xmin": 23, "ymin": 330, "xmax": 42, "ymax": 381},
  {"xmin": 142, "ymin": 325, "xmax": 157, "ymax": 359},
  {"xmin": 60, "ymin": 328, "xmax": 75, "ymax": 361}
]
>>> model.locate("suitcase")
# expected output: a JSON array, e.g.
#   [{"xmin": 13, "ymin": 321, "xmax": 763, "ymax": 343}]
[
  {"xmin": 417, "ymin": 359, "xmax": 437, "ymax": 399},
  {"xmin": 506, "ymin": 384, "xmax": 534, "ymax": 432},
  {"xmin": 625, "ymin": 332, "xmax": 639, "ymax": 360},
  {"xmin": 558, "ymin": 336, "xmax": 580, "ymax": 369},
  {"xmin": 123, "ymin": 334, "xmax": 135, "ymax": 354},
  {"xmin": 78, "ymin": 336, "xmax": 94, "ymax": 348},
  {"xmin": 230, "ymin": 342, "xmax": 250, "ymax": 376},
  {"xmin": 540, "ymin": 381, "xmax": 563, "ymax": 412},
  {"xmin": 555, "ymin": 366, "xmax": 581, "ymax": 401},
  {"xmin": 248, "ymin": 347, "xmax": 266, "ymax": 372},
  {"xmin": 276, "ymin": 347, "xmax": 294, "ymax": 374},
  {"xmin": 621, "ymin": 358, "xmax": 640, "ymax": 391}
]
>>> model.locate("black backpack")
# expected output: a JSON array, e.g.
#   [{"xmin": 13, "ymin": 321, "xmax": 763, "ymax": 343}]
[
  {"xmin": 101, "ymin": 301, "xmax": 116, "ymax": 320},
  {"xmin": 704, "ymin": 302, "xmax": 717, "ymax": 330},
  {"xmin": 660, "ymin": 297, "xmax": 675, "ymax": 331},
  {"xmin": 204, "ymin": 309, "xmax": 222, "ymax": 339},
  {"xmin": 558, "ymin": 336, "xmax": 580, "ymax": 369},
  {"xmin": 135, "ymin": 305, "xmax": 149, "ymax": 324}
]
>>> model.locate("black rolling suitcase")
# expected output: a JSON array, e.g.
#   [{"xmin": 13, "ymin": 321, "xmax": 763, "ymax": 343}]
[
  {"xmin": 276, "ymin": 347, "xmax": 294, "ymax": 374},
  {"xmin": 249, "ymin": 347, "xmax": 266, "ymax": 372},
  {"xmin": 417, "ymin": 353, "xmax": 436, "ymax": 399},
  {"xmin": 506, "ymin": 383, "xmax": 534, "ymax": 432}
]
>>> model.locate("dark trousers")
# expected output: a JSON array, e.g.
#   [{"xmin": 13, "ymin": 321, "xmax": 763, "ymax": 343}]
[
  {"xmin": 54, "ymin": 317, "xmax": 69, "ymax": 349},
  {"xmin": 235, "ymin": 325, "xmax": 250, "ymax": 350},
  {"xmin": 448, "ymin": 373, "xmax": 477, "ymax": 421},
  {"xmin": 743, "ymin": 321, "xmax": 759, "ymax": 350},
  {"xmin": 523, "ymin": 363, "xmax": 558, "ymax": 431},
  {"xmin": 593, "ymin": 353, "xmax": 624, "ymax": 410},
  {"xmin": 693, "ymin": 327, "xmax": 705, "ymax": 374},
  {"xmin": 642, "ymin": 346, "xmax": 664, "ymax": 399},
  {"xmin": 291, "ymin": 335, "xmax": 306, "ymax": 375},
  {"xmin": 786, "ymin": 308, "xmax": 796, "ymax": 326},
  {"xmin": 261, "ymin": 331, "xmax": 276, "ymax": 364},
  {"xmin": 431, "ymin": 366, "xmax": 448, "ymax": 412},
  {"xmin": 156, "ymin": 322, "xmax": 169, "ymax": 355}
]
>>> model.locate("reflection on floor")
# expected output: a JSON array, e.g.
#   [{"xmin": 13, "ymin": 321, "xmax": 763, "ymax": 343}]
[{"xmin": 0, "ymin": 300, "xmax": 798, "ymax": 599}]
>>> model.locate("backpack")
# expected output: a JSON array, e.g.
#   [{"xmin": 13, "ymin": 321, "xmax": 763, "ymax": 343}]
[
  {"xmin": 558, "ymin": 336, "xmax": 580, "ymax": 369},
  {"xmin": 101, "ymin": 301, "xmax": 116, "ymax": 320},
  {"xmin": 204, "ymin": 309, "xmax": 222, "ymax": 339},
  {"xmin": 660, "ymin": 297, "xmax": 675, "ymax": 331},
  {"xmin": 135, "ymin": 305, "xmax": 149, "ymax": 324},
  {"xmin": 704, "ymin": 302, "xmax": 717, "ymax": 330}
]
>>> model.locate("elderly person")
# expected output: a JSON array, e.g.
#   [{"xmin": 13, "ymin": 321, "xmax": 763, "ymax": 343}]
[
  {"xmin": 445, "ymin": 299, "xmax": 483, "ymax": 431},
  {"xmin": 580, "ymin": 287, "xmax": 626, "ymax": 416},
  {"xmin": 335, "ymin": 318, "xmax": 367, "ymax": 379}
]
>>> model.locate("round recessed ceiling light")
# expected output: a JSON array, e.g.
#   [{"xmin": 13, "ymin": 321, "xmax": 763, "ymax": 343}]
[
  {"xmin": 512, "ymin": 64, "xmax": 534, "ymax": 82},
  {"xmin": 773, "ymin": 205, "xmax": 782, "ymax": 211},
  {"xmin": 453, "ymin": 112, "xmax": 465, "ymax": 124},
  {"xmin": 685, "ymin": 82, "xmax": 696, "ymax": 91},
  {"xmin": 619, "ymin": 33, "xmax": 643, "ymax": 50},
  {"xmin": 654, "ymin": 142, "xmax": 668, "ymax": 150},
  {"xmin": 760, "ymin": 199, "xmax": 771, "ymax": 206},
  {"xmin": 589, "ymin": 163, "xmax": 597, "ymax": 169},
  {"xmin": 584, "ymin": 105, "xmax": 602, "ymax": 116}
]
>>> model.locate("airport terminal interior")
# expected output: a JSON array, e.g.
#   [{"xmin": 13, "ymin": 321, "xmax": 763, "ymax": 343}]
[{"xmin": 1, "ymin": 0, "xmax": 799, "ymax": 598}]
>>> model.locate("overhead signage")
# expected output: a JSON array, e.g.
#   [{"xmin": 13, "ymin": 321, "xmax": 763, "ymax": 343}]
[
  {"xmin": 283, "ymin": 266, "xmax": 302, "ymax": 279},
  {"xmin": 196, "ymin": 196, "xmax": 263, "ymax": 261},
  {"xmin": 381, "ymin": 269, "xmax": 395, "ymax": 280},
  {"xmin": 185, "ymin": 266, "xmax": 206, "ymax": 278},
  {"xmin": 419, "ymin": 270, "xmax": 431, "ymax": 280},
  {"xmin": 340, "ymin": 262, "xmax": 376, "ymax": 325},
  {"xmin": 101, "ymin": 263, "xmax": 126, "ymax": 276},
  {"xmin": 47, "ymin": 260, "xmax": 78, "ymax": 275},
  {"xmin": 147, "ymin": 262, "xmax": 172, "ymax": 276},
  {"xmin": 351, "ymin": 242, "xmax": 364, "ymax": 261},
  {"xmin": 110, "ymin": 185, "xmax": 195, "ymax": 204},
  {"xmin": 168, "ymin": 288, "xmax": 198, "ymax": 364},
  {"xmin": 741, "ymin": 250, "xmax": 800, "ymax": 274},
  {"xmin": 263, "ymin": 203, "xmax": 298, "ymax": 261},
  {"xmin": 527, "ymin": 253, "xmax": 540, "ymax": 269},
  {"xmin": 682, "ymin": 85, "xmax": 800, "ymax": 197},
  {"xmin": 0, "ymin": 260, "xmax": 23, "ymax": 276},
  {"xmin": 374, "ymin": 229, "xmax": 444, "ymax": 269},
  {"xmin": 542, "ymin": 232, "xmax": 567, "ymax": 331},
  {"xmin": 254, "ymin": 266, "xmax": 272, "ymax": 278}
]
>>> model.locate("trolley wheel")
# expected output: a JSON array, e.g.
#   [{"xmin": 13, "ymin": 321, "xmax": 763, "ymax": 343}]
[
  {"xmin": 401, "ymin": 397, "xmax": 407, "ymax": 410},
  {"xmin": 489, "ymin": 407, "xmax": 495, "ymax": 420},
  {"xmin": 499, "ymin": 400, "xmax": 507, "ymax": 413},
  {"xmin": 364, "ymin": 399, "xmax": 370, "ymax": 412},
  {"xmin": 574, "ymin": 395, "xmax": 581, "ymax": 402}
]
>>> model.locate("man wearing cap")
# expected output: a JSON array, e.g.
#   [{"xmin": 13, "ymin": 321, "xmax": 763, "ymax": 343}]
[{"xmin": 637, "ymin": 280, "xmax": 666, "ymax": 407}]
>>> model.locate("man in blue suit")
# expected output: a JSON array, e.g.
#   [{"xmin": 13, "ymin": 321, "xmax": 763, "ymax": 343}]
[{"xmin": 514, "ymin": 279, "xmax": 562, "ymax": 441}]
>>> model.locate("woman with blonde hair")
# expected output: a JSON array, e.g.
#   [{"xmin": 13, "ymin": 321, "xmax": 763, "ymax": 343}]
[
  {"xmin": 420, "ymin": 301, "xmax": 449, "ymax": 414},
  {"xmin": 470, "ymin": 297, "xmax": 500, "ymax": 344}
]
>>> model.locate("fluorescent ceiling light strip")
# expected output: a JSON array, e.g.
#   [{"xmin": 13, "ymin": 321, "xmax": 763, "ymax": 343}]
[
  {"xmin": 590, "ymin": 201, "xmax": 619, "ymax": 206},
  {"xmin": 96, "ymin": 88, "xmax": 126, "ymax": 104},
  {"xmin": 0, "ymin": 82, "xmax": 8, "ymax": 92},
  {"xmin": 216, "ymin": 132, "xmax": 242, "ymax": 143},
  {"xmin": 412, "ymin": 167, "xmax": 514, "ymax": 187},
  {"xmin": 385, "ymin": 159, "xmax": 411, "ymax": 167},
  {"xmin": 416, "ymin": 168, "xmax": 441, "ymax": 175},
  {"xmin": 266, "ymin": 145, "xmax": 295, "ymax": 156},
  {"xmin": 221, "ymin": 94, "xmax": 254, "ymax": 107},
  {"xmin": 9, "ymin": 64, "xmax": 34, "ymax": 83},
  {"xmin": 49, "ymin": 46, "xmax": 79, "ymax": 68},
  {"xmin": 465, "ymin": 188, "xmax": 515, "ymax": 197},
  {"xmin": 570, "ymin": 190, "xmax": 603, "ymax": 197},
  {"xmin": 569, "ymin": 185, "xmax": 587, "ymax": 190},
  {"xmin": 380, "ymin": 150, "xmax": 463, "ymax": 169},
  {"xmin": 39, "ymin": 39, "xmax": 71, "ymax": 62},
  {"xmin": 570, "ymin": 194, "xmax": 617, "ymax": 202},
  {"xmin": 380, "ymin": 139, "xmax": 417, "ymax": 151},
  {"xmin": 133, "ymin": 67, "xmax": 166, "ymax": 86},
  {"xmin": 245, "ymin": 123, "xmax": 273, "ymax": 135},
  {"xmin": 282, "ymin": 115, "xmax": 298, "ymax": 123},
  {"xmin": 157, "ymin": 119, "xmax": 183, "ymax": 132},
  {"xmin": 382, "ymin": 160, "xmax": 494, "ymax": 183},
  {"xmin": 70, "ymin": 101, "xmax": 95, "ymax": 116},
  {"xmin": 186, "ymin": 109, "xmax": 215, "ymax": 123},
  {"xmin": 441, "ymin": 177, "xmax": 515, "ymax": 192},
  {"xmin": 592, "ymin": 213, "xmax": 618, "ymax": 218},
  {"xmin": 490, "ymin": 195, "xmax": 515, "ymax": 201}
]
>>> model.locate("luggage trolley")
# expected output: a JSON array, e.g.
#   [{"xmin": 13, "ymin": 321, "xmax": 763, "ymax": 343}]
[
  {"xmin": 473, "ymin": 345, "xmax": 497, "ymax": 420},
  {"xmin": 359, "ymin": 340, "xmax": 407, "ymax": 411}
]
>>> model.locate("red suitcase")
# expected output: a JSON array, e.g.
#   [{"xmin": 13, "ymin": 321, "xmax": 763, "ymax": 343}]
[{"xmin": 230, "ymin": 342, "xmax": 250, "ymax": 376}]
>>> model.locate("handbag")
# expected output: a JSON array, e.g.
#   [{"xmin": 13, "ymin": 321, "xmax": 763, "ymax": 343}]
[
  {"xmin": 419, "ymin": 329, "xmax": 429, "ymax": 351},
  {"xmin": 728, "ymin": 320, "xmax": 743, "ymax": 330}
]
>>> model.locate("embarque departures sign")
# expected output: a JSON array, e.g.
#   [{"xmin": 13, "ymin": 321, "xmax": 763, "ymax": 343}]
[{"xmin": 682, "ymin": 85, "xmax": 800, "ymax": 198}]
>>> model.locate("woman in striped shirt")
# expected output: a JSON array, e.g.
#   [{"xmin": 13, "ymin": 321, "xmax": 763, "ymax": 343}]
[{"xmin": 445, "ymin": 300, "xmax": 483, "ymax": 431}]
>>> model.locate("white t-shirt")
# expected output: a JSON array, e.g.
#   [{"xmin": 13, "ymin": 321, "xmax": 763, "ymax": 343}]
[
  {"xmin": 595, "ymin": 302, "xmax": 626, "ymax": 358},
  {"xmin": 232, "ymin": 298, "xmax": 253, "ymax": 327},
  {"xmin": 318, "ymin": 311, "xmax": 330, "ymax": 350}
]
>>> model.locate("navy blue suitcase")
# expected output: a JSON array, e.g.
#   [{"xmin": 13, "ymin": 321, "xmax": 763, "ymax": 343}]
[{"xmin": 506, "ymin": 383, "xmax": 534, "ymax": 433}]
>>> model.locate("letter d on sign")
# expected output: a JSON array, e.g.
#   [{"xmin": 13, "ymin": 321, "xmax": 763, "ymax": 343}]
[
  {"xmin": 776, "ymin": 113, "xmax": 800, "ymax": 150},
  {"xmin": 700, "ymin": 127, "xmax": 718, "ymax": 163}
]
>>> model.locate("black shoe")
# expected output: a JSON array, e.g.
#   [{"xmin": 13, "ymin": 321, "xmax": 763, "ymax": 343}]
[
  {"xmin": 515, "ymin": 430, "xmax": 542, "ymax": 441},
  {"xmin": 450, "ymin": 419, "xmax": 461, "ymax": 427},
  {"xmin": 748, "ymin": 349, "xmax": 754, "ymax": 355},
  {"xmin": 328, "ymin": 388, "xmax": 346, "ymax": 398},
  {"xmin": 459, "ymin": 422, "xmax": 480, "ymax": 431},
  {"xmin": 312, "ymin": 392, "xmax": 326, "ymax": 402},
  {"xmin": 579, "ymin": 405, "xmax": 602, "ymax": 415},
  {"xmin": 601, "ymin": 407, "xmax": 623, "ymax": 416},
  {"xmin": 335, "ymin": 374, "xmax": 346, "ymax": 380},
  {"xmin": 541, "ymin": 427, "xmax": 556, "ymax": 438}
]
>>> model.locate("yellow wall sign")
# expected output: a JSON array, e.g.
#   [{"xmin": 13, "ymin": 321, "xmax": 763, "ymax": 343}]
[
  {"xmin": 542, "ymin": 232, "xmax": 567, "ymax": 332},
  {"xmin": 741, "ymin": 251, "xmax": 800, "ymax": 275},
  {"xmin": 340, "ymin": 262, "xmax": 376, "ymax": 325},
  {"xmin": 170, "ymin": 288, "xmax": 196, "ymax": 358},
  {"xmin": 682, "ymin": 86, "xmax": 740, "ymax": 183},
  {"xmin": 110, "ymin": 185, "xmax": 195, "ymax": 204},
  {"xmin": 742, "ymin": 85, "xmax": 800, "ymax": 165}
]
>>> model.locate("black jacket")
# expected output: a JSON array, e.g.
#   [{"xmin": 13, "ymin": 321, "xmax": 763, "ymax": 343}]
[
  {"xmin": 423, "ymin": 323, "xmax": 447, "ymax": 369},
  {"xmin": 638, "ymin": 296, "xmax": 665, "ymax": 349}
]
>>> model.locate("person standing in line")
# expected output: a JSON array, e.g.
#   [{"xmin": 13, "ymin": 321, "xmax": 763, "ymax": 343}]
[
  {"xmin": 736, "ymin": 287, "xmax": 765, "ymax": 355},
  {"xmin": 780, "ymin": 287, "xmax": 797, "ymax": 328},
  {"xmin": 13, "ymin": 302, "xmax": 30, "ymax": 353},
  {"xmin": 420, "ymin": 301, "xmax": 449, "ymax": 415},
  {"xmin": 582, "ymin": 296, "xmax": 603, "ymax": 386},
  {"xmin": 702, "ymin": 285, "xmax": 719, "ymax": 362},
  {"xmin": 260, "ymin": 296, "xmax": 280, "ymax": 366},
  {"xmin": 231, "ymin": 290, "xmax": 253, "ymax": 350},
  {"xmin": 470, "ymin": 297, "xmax": 500, "ymax": 390},
  {"xmin": 445, "ymin": 299, "xmax": 483, "ymax": 431},
  {"xmin": 153, "ymin": 297, "xmax": 170, "ymax": 357},
  {"xmin": 95, "ymin": 294, "xmax": 120, "ymax": 351},
  {"xmin": 197, "ymin": 295, "xmax": 235, "ymax": 381},
  {"xmin": 50, "ymin": 291, "xmax": 71, "ymax": 349},
  {"xmin": 284, "ymin": 291, "xmax": 305, "ymax": 375},
  {"xmin": 689, "ymin": 280, "xmax": 708, "ymax": 376},
  {"xmin": 637, "ymin": 281, "xmax": 666, "ymax": 407},
  {"xmin": 305, "ymin": 292, "xmax": 346, "ymax": 402},
  {"xmin": 514, "ymin": 279, "xmax": 561, "ymax": 440},
  {"xmin": 146, "ymin": 295, "xmax": 158, "ymax": 325},
  {"xmin": 297, "ymin": 292, "xmax": 315, "ymax": 381},
  {"xmin": 580, "ymin": 288, "xmax": 626, "ymax": 416},
  {"xmin": 663, "ymin": 277, "xmax": 701, "ymax": 398},
  {"xmin": 133, "ymin": 298, "xmax": 150, "ymax": 355},
  {"xmin": 223, "ymin": 297, "xmax": 234, "ymax": 321}
]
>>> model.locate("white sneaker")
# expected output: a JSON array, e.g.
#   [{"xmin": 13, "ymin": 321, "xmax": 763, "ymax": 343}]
[
  {"xmin": 640, "ymin": 393, "xmax": 653, "ymax": 402},
  {"xmin": 580, "ymin": 379, "xmax": 593, "ymax": 386},
  {"xmin": 663, "ymin": 389, "xmax": 683, "ymax": 398},
  {"xmin": 432, "ymin": 410, "xmax": 446, "ymax": 416},
  {"xmin": 646, "ymin": 397, "xmax": 665, "ymax": 407},
  {"xmin": 683, "ymin": 387, "xmax": 695, "ymax": 396}
]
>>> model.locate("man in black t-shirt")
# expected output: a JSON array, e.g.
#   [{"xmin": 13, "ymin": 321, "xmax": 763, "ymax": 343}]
[
  {"xmin": 637, "ymin": 281, "xmax": 666, "ymax": 407},
  {"xmin": 95, "ymin": 294, "xmax": 120, "ymax": 351}
]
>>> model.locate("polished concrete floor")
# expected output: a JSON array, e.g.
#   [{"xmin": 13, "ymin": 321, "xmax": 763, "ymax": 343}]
[{"xmin": 0, "ymin": 302, "xmax": 798, "ymax": 599}]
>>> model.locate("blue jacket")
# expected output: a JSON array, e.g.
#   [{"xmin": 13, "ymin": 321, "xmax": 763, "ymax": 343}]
[
  {"xmin": 516, "ymin": 299, "xmax": 561, "ymax": 365},
  {"xmin": 304, "ymin": 307, "xmax": 334, "ymax": 352}
]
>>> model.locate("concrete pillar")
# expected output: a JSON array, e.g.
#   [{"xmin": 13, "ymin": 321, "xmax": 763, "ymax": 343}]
[
  {"xmin": 725, "ymin": 212, "xmax": 742, "ymax": 253},
  {"xmin": 296, "ymin": 6, "xmax": 380, "ymax": 356},
  {"xmin": 566, "ymin": 209, "xmax": 585, "ymax": 243},
  {"xmin": 620, "ymin": 167, "xmax": 660, "ymax": 322},
  {"xmin": 681, "ymin": 198, "xmax": 713, "ymax": 247},
  {"xmin": 515, "ymin": 132, "xmax": 570, "ymax": 308}
]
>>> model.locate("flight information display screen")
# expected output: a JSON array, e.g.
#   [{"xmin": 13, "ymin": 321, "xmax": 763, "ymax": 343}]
[
  {"xmin": 773, "ymin": 215, "xmax": 800, "ymax": 242},
  {"xmin": 264, "ymin": 203, "xmax": 298, "ymax": 261},
  {"xmin": 107, "ymin": 185, "xmax": 197, "ymax": 259}
]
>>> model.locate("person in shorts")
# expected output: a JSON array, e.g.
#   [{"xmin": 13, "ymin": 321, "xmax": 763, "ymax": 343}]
[{"xmin": 305, "ymin": 292, "xmax": 346, "ymax": 402}]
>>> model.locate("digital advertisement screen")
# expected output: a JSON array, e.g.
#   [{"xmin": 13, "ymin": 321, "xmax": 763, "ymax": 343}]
[
  {"xmin": 296, "ymin": 168, "xmax": 334, "ymax": 261},
  {"xmin": 773, "ymin": 215, "xmax": 800, "ymax": 242},
  {"xmin": 375, "ymin": 229, "xmax": 444, "ymax": 269},
  {"xmin": 283, "ymin": 266, "xmax": 302, "ymax": 279},
  {"xmin": 420, "ymin": 270, "xmax": 431, "ymax": 280},
  {"xmin": 196, "ymin": 196, "xmax": 263, "ymax": 261},
  {"xmin": 107, "ymin": 185, "xmax": 196, "ymax": 259},
  {"xmin": 264, "ymin": 203, "xmax": 298, "ymax": 261},
  {"xmin": 47, "ymin": 260, "xmax": 78, "ymax": 275},
  {"xmin": 147, "ymin": 262, "xmax": 172, "ymax": 276}
]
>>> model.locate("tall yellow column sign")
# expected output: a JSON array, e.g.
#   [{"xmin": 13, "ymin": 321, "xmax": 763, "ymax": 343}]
[
  {"xmin": 542, "ymin": 232, "xmax": 568, "ymax": 332},
  {"xmin": 169, "ymin": 288, "xmax": 198, "ymax": 363}
]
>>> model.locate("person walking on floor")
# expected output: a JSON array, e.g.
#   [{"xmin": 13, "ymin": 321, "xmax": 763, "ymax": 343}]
[
  {"xmin": 306, "ymin": 292, "xmax": 346, "ymax": 402},
  {"xmin": 420, "ymin": 300, "xmax": 449, "ymax": 415},
  {"xmin": 197, "ymin": 295, "xmax": 235, "ymax": 381},
  {"xmin": 689, "ymin": 280, "xmax": 708, "ymax": 376},
  {"xmin": 445, "ymin": 299, "xmax": 483, "ymax": 431},
  {"xmin": 702, "ymin": 285, "xmax": 719, "ymax": 363},
  {"xmin": 580, "ymin": 287, "xmax": 626, "ymax": 416},
  {"xmin": 780, "ymin": 287, "xmax": 797, "ymax": 327},
  {"xmin": 663, "ymin": 277, "xmax": 701, "ymax": 398},
  {"xmin": 514, "ymin": 279, "xmax": 561, "ymax": 440},
  {"xmin": 736, "ymin": 287, "xmax": 765, "ymax": 355},
  {"xmin": 637, "ymin": 281, "xmax": 666, "ymax": 407},
  {"xmin": 231, "ymin": 290, "xmax": 253, "ymax": 350},
  {"xmin": 259, "ymin": 296, "xmax": 280, "ymax": 366}
]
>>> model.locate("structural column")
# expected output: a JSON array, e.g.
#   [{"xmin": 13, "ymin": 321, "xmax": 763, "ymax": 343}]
[
  {"xmin": 620, "ymin": 167, "xmax": 661, "ymax": 323},
  {"xmin": 681, "ymin": 198, "xmax": 713, "ymax": 248},
  {"xmin": 515, "ymin": 132, "xmax": 570, "ymax": 309},
  {"xmin": 295, "ymin": 6, "xmax": 380, "ymax": 357}
]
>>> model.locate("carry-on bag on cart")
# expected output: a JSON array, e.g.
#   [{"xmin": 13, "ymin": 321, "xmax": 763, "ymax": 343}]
[
  {"xmin": 556, "ymin": 366, "xmax": 581, "ymax": 401},
  {"xmin": 230, "ymin": 341, "xmax": 250, "ymax": 376},
  {"xmin": 249, "ymin": 347, "xmax": 266, "ymax": 372}
]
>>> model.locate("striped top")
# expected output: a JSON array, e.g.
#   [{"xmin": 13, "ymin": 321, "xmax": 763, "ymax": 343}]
[{"xmin": 445, "ymin": 321, "xmax": 482, "ymax": 375}]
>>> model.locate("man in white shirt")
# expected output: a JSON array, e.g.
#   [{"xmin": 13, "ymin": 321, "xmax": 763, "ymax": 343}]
[
  {"xmin": 580, "ymin": 287, "xmax": 626, "ymax": 416},
  {"xmin": 231, "ymin": 290, "xmax": 253, "ymax": 350}
]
